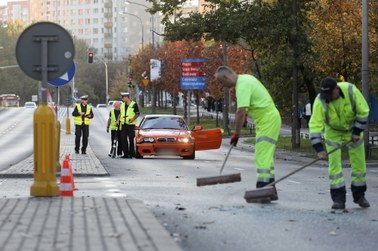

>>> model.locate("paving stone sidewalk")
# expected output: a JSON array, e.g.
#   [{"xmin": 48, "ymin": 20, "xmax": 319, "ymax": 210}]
[
  {"xmin": 0, "ymin": 197, "xmax": 182, "ymax": 251},
  {"xmin": 0, "ymin": 132, "xmax": 108, "ymax": 178}
]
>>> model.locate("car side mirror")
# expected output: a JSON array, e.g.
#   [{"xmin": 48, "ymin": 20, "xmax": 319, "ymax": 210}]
[{"xmin": 192, "ymin": 125, "xmax": 203, "ymax": 131}]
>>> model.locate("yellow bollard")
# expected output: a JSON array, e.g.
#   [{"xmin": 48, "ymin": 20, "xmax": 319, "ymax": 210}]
[
  {"xmin": 56, "ymin": 120, "xmax": 61, "ymax": 172},
  {"xmin": 31, "ymin": 104, "xmax": 60, "ymax": 196},
  {"xmin": 66, "ymin": 117, "xmax": 71, "ymax": 134}
]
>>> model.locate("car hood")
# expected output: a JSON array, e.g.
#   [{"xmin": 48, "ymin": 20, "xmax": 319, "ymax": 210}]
[{"xmin": 137, "ymin": 129, "xmax": 191, "ymax": 138}]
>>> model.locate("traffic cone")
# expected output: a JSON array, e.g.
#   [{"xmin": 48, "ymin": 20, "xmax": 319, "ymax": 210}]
[
  {"xmin": 66, "ymin": 155, "xmax": 78, "ymax": 191},
  {"xmin": 60, "ymin": 158, "xmax": 74, "ymax": 196}
]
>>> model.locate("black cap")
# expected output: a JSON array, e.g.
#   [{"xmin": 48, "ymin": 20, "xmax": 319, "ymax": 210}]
[{"xmin": 320, "ymin": 77, "xmax": 337, "ymax": 101}]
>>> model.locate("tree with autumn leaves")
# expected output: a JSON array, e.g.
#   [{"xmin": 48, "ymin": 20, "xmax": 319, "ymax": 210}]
[{"xmin": 133, "ymin": 0, "xmax": 378, "ymax": 118}]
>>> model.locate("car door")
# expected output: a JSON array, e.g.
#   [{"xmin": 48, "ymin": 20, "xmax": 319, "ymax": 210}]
[{"xmin": 191, "ymin": 126, "xmax": 222, "ymax": 151}]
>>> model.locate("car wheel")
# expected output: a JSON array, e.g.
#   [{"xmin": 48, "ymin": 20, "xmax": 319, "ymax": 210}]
[
  {"xmin": 135, "ymin": 146, "xmax": 143, "ymax": 159},
  {"xmin": 183, "ymin": 148, "xmax": 195, "ymax": 160}
]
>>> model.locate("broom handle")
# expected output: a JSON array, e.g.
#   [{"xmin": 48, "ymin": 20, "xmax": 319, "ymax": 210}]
[
  {"xmin": 219, "ymin": 145, "xmax": 234, "ymax": 174},
  {"xmin": 268, "ymin": 140, "xmax": 353, "ymax": 187}
]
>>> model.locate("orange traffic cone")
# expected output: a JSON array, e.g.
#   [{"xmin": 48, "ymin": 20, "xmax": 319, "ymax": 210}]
[
  {"xmin": 66, "ymin": 155, "xmax": 78, "ymax": 191},
  {"xmin": 60, "ymin": 158, "xmax": 74, "ymax": 196}
]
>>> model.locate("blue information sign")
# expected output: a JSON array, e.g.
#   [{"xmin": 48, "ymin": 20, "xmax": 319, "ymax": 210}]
[
  {"xmin": 48, "ymin": 63, "xmax": 76, "ymax": 86},
  {"xmin": 181, "ymin": 59, "xmax": 206, "ymax": 90}
]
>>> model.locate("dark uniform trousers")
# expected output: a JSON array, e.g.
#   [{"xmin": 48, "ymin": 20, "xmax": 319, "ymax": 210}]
[
  {"xmin": 121, "ymin": 124, "xmax": 136, "ymax": 157},
  {"xmin": 75, "ymin": 124, "xmax": 89, "ymax": 152}
]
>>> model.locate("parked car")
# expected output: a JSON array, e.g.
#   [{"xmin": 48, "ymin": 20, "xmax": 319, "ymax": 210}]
[
  {"xmin": 24, "ymin": 101, "xmax": 37, "ymax": 109},
  {"xmin": 107, "ymin": 100, "xmax": 119, "ymax": 107},
  {"xmin": 135, "ymin": 114, "xmax": 222, "ymax": 159},
  {"xmin": 96, "ymin": 104, "xmax": 107, "ymax": 108}
]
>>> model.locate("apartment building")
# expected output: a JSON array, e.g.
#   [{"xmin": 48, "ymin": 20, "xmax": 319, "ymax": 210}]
[
  {"xmin": 0, "ymin": 1, "xmax": 29, "ymax": 25},
  {"xmin": 28, "ymin": 0, "xmax": 159, "ymax": 61}
]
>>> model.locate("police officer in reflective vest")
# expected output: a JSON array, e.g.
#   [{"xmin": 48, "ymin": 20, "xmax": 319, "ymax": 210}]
[
  {"xmin": 215, "ymin": 66, "xmax": 282, "ymax": 200},
  {"xmin": 119, "ymin": 92, "xmax": 140, "ymax": 158},
  {"xmin": 107, "ymin": 101, "xmax": 122, "ymax": 157},
  {"xmin": 309, "ymin": 77, "xmax": 370, "ymax": 209},
  {"xmin": 72, "ymin": 95, "xmax": 94, "ymax": 154}
]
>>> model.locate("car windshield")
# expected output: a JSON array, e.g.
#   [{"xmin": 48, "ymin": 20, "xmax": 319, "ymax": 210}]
[{"xmin": 141, "ymin": 116, "xmax": 188, "ymax": 130}]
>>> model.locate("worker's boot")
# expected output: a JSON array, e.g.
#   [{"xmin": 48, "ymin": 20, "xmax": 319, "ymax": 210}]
[
  {"xmin": 330, "ymin": 186, "xmax": 346, "ymax": 210},
  {"xmin": 351, "ymin": 185, "xmax": 370, "ymax": 208}
]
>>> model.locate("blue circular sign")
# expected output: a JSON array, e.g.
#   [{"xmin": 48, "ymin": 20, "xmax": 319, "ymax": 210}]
[{"xmin": 48, "ymin": 63, "xmax": 76, "ymax": 86}]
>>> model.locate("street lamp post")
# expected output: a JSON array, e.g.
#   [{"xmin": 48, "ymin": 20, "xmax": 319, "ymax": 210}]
[
  {"xmin": 125, "ymin": 0, "xmax": 153, "ymax": 48},
  {"xmin": 119, "ymin": 11, "xmax": 144, "ymax": 51},
  {"xmin": 104, "ymin": 61, "xmax": 109, "ymax": 104}
]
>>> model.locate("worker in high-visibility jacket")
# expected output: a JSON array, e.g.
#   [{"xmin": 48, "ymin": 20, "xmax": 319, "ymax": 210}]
[
  {"xmin": 119, "ymin": 92, "xmax": 140, "ymax": 158},
  {"xmin": 107, "ymin": 101, "xmax": 122, "ymax": 157},
  {"xmin": 215, "ymin": 66, "xmax": 282, "ymax": 201},
  {"xmin": 309, "ymin": 77, "xmax": 370, "ymax": 210},
  {"xmin": 72, "ymin": 95, "xmax": 94, "ymax": 154}
]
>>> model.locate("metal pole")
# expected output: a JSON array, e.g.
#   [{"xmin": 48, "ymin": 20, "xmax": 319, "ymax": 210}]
[
  {"xmin": 222, "ymin": 41, "xmax": 230, "ymax": 135},
  {"xmin": 362, "ymin": 0, "xmax": 369, "ymax": 156},
  {"xmin": 291, "ymin": 0, "xmax": 300, "ymax": 149},
  {"xmin": 41, "ymin": 39, "xmax": 48, "ymax": 103},
  {"xmin": 104, "ymin": 61, "xmax": 108, "ymax": 104}
]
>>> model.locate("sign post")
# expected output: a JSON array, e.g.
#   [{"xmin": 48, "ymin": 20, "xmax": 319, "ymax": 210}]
[{"xmin": 16, "ymin": 22, "xmax": 75, "ymax": 197}]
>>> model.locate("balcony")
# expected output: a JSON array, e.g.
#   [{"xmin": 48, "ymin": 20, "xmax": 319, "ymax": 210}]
[
  {"xmin": 104, "ymin": 2, "xmax": 112, "ymax": 8},
  {"xmin": 104, "ymin": 42, "xmax": 113, "ymax": 48},
  {"xmin": 104, "ymin": 12, "xmax": 113, "ymax": 18},
  {"xmin": 104, "ymin": 22, "xmax": 113, "ymax": 28},
  {"xmin": 104, "ymin": 33, "xmax": 113, "ymax": 38}
]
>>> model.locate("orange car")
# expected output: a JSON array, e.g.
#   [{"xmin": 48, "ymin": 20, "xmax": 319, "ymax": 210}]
[{"xmin": 135, "ymin": 114, "xmax": 222, "ymax": 159}]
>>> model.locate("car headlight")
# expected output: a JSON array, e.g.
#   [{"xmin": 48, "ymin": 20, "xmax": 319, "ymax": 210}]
[
  {"xmin": 178, "ymin": 137, "xmax": 191, "ymax": 143},
  {"xmin": 139, "ymin": 137, "xmax": 155, "ymax": 143}
]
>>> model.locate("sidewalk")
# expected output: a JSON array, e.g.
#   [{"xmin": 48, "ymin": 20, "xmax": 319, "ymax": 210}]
[
  {"xmin": 0, "ymin": 131, "xmax": 108, "ymax": 178},
  {"xmin": 0, "ymin": 131, "xmax": 182, "ymax": 251}
]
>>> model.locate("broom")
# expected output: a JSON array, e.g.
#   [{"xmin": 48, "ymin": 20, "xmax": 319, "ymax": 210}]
[
  {"xmin": 244, "ymin": 140, "xmax": 353, "ymax": 203},
  {"xmin": 197, "ymin": 145, "xmax": 241, "ymax": 186}
]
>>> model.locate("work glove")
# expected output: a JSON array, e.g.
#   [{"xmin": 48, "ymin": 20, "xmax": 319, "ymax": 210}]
[{"xmin": 230, "ymin": 133, "xmax": 240, "ymax": 146}]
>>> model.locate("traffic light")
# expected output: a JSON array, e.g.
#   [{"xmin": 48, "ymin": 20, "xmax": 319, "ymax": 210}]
[{"xmin": 88, "ymin": 52, "xmax": 94, "ymax": 63}]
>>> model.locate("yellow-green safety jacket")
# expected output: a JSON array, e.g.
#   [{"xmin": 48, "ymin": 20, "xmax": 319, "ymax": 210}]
[
  {"xmin": 109, "ymin": 109, "xmax": 121, "ymax": 130},
  {"xmin": 309, "ymin": 82, "xmax": 369, "ymax": 151},
  {"xmin": 74, "ymin": 104, "xmax": 92, "ymax": 125},
  {"xmin": 120, "ymin": 101, "xmax": 137, "ymax": 125}
]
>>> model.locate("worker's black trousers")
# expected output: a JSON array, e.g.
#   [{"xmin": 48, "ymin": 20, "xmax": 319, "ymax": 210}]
[
  {"xmin": 110, "ymin": 129, "xmax": 123, "ymax": 156},
  {"xmin": 75, "ymin": 124, "xmax": 89, "ymax": 152},
  {"xmin": 121, "ymin": 124, "xmax": 135, "ymax": 157}
]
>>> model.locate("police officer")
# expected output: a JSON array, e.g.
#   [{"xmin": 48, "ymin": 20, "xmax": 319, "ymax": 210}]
[
  {"xmin": 119, "ymin": 92, "xmax": 140, "ymax": 158},
  {"xmin": 215, "ymin": 66, "xmax": 282, "ymax": 200},
  {"xmin": 309, "ymin": 77, "xmax": 370, "ymax": 209},
  {"xmin": 72, "ymin": 95, "xmax": 94, "ymax": 154},
  {"xmin": 107, "ymin": 101, "xmax": 122, "ymax": 157}
]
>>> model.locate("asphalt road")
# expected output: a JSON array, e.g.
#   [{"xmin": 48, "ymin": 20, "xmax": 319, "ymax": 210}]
[{"xmin": 0, "ymin": 106, "xmax": 377, "ymax": 251}]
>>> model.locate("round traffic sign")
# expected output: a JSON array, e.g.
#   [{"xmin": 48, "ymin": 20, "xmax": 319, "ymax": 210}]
[
  {"xmin": 16, "ymin": 22, "xmax": 75, "ymax": 81},
  {"xmin": 48, "ymin": 63, "xmax": 76, "ymax": 86}
]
